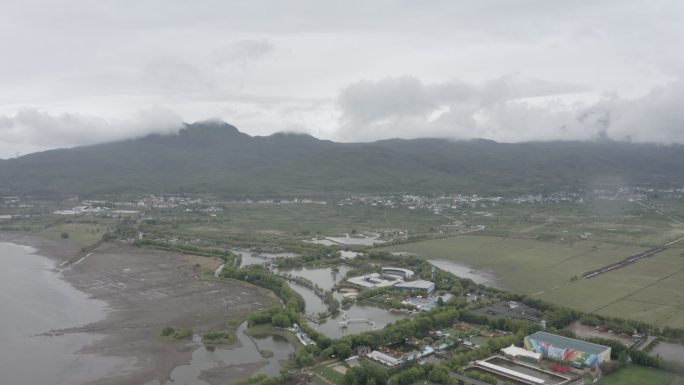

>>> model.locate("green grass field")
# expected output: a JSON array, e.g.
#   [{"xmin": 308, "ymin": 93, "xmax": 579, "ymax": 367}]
[
  {"xmin": 312, "ymin": 365, "xmax": 346, "ymax": 385},
  {"xmin": 35, "ymin": 222, "xmax": 107, "ymax": 247},
  {"xmin": 379, "ymin": 234, "xmax": 684, "ymax": 327},
  {"xmin": 596, "ymin": 365, "xmax": 679, "ymax": 385}
]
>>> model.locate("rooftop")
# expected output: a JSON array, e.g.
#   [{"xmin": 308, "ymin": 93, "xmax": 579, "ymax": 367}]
[
  {"xmin": 381, "ymin": 267, "xmax": 414, "ymax": 277},
  {"xmin": 367, "ymin": 350, "xmax": 403, "ymax": 367},
  {"xmin": 347, "ymin": 273, "xmax": 399, "ymax": 288},
  {"xmin": 501, "ymin": 345, "xmax": 542, "ymax": 361},
  {"xmin": 395, "ymin": 280, "xmax": 435, "ymax": 289},
  {"xmin": 527, "ymin": 331, "xmax": 610, "ymax": 355}
]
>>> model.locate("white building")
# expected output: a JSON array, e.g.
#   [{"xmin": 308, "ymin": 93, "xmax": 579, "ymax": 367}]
[
  {"xmin": 347, "ymin": 273, "xmax": 400, "ymax": 288},
  {"xmin": 367, "ymin": 350, "xmax": 404, "ymax": 368},
  {"xmin": 381, "ymin": 267, "xmax": 414, "ymax": 279},
  {"xmin": 500, "ymin": 345, "xmax": 542, "ymax": 363}
]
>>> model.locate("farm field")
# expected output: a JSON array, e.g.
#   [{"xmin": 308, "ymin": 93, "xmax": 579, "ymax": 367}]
[
  {"xmin": 458, "ymin": 200, "xmax": 684, "ymax": 247},
  {"xmin": 164, "ymin": 203, "xmax": 450, "ymax": 238},
  {"xmin": 379, "ymin": 234, "xmax": 684, "ymax": 327}
]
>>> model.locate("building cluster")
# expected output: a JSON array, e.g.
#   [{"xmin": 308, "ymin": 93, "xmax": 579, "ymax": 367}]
[
  {"xmin": 346, "ymin": 267, "xmax": 436, "ymax": 295},
  {"xmin": 348, "ymin": 322, "xmax": 611, "ymax": 385}
]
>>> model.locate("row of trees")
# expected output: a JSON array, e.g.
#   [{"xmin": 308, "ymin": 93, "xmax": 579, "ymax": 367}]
[{"xmin": 222, "ymin": 266, "xmax": 306, "ymax": 313}]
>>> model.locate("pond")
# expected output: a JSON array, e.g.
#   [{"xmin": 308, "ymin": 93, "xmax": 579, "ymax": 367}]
[
  {"xmin": 277, "ymin": 265, "xmax": 353, "ymax": 291},
  {"xmin": 236, "ymin": 249, "xmax": 299, "ymax": 267},
  {"xmin": 311, "ymin": 305, "xmax": 407, "ymax": 339},
  {"xmin": 650, "ymin": 341, "xmax": 684, "ymax": 365}
]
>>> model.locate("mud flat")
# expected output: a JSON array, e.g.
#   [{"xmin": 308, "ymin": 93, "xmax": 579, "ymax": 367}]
[{"xmin": 0, "ymin": 234, "xmax": 277, "ymax": 385}]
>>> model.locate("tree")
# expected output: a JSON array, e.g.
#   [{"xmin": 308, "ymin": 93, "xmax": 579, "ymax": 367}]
[
  {"xmin": 61, "ymin": 231, "xmax": 69, "ymax": 239},
  {"xmin": 429, "ymin": 366, "xmax": 449, "ymax": 383},
  {"xmin": 294, "ymin": 351, "xmax": 315, "ymax": 367},
  {"xmin": 344, "ymin": 364, "xmax": 388, "ymax": 385},
  {"xmin": 332, "ymin": 340, "xmax": 352, "ymax": 359},
  {"xmin": 271, "ymin": 313, "xmax": 291, "ymax": 328},
  {"xmin": 618, "ymin": 350, "xmax": 628, "ymax": 365}
]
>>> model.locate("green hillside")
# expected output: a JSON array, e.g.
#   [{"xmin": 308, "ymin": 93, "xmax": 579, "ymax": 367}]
[{"xmin": 1, "ymin": 121, "xmax": 684, "ymax": 197}]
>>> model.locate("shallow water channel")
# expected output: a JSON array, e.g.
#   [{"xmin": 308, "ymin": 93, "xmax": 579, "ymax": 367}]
[{"xmin": 154, "ymin": 321, "xmax": 294, "ymax": 385}]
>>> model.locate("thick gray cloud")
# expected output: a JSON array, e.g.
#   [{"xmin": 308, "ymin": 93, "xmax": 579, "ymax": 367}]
[
  {"xmin": 0, "ymin": 0, "xmax": 683, "ymax": 157},
  {"xmin": 0, "ymin": 107, "xmax": 183, "ymax": 157},
  {"xmin": 336, "ymin": 77, "xmax": 684, "ymax": 144},
  {"xmin": 335, "ymin": 76, "xmax": 684, "ymax": 144}
]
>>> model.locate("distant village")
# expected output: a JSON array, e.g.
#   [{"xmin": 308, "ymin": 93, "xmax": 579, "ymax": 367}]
[{"xmin": 2, "ymin": 185, "xmax": 678, "ymax": 223}]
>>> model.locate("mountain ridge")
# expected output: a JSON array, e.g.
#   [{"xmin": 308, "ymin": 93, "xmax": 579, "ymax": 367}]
[{"xmin": 1, "ymin": 121, "xmax": 684, "ymax": 197}]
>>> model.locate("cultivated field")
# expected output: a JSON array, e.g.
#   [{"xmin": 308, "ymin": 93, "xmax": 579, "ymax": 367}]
[
  {"xmin": 170, "ymin": 203, "xmax": 449, "ymax": 236},
  {"xmin": 379, "ymin": 234, "xmax": 684, "ymax": 327}
]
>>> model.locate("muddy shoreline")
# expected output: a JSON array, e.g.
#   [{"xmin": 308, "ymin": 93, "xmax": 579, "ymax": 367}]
[{"xmin": 0, "ymin": 233, "xmax": 277, "ymax": 385}]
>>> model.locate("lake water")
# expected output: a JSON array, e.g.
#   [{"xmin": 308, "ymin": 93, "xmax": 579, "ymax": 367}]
[
  {"xmin": 0, "ymin": 242, "xmax": 129, "ymax": 385},
  {"xmin": 428, "ymin": 259, "xmax": 498, "ymax": 286},
  {"xmin": 236, "ymin": 249, "xmax": 299, "ymax": 267}
]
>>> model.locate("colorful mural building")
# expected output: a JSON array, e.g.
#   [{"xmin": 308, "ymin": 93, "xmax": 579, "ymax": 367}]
[{"xmin": 524, "ymin": 331, "xmax": 611, "ymax": 368}]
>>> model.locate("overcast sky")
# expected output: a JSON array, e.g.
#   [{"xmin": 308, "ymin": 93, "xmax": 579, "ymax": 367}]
[{"xmin": 1, "ymin": 0, "xmax": 683, "ymax": 158}]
